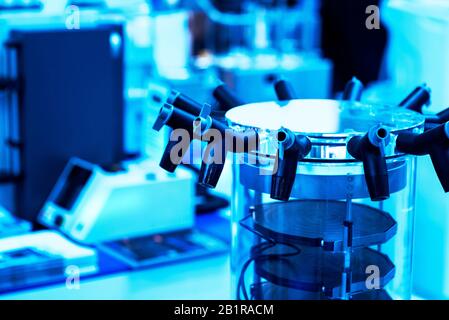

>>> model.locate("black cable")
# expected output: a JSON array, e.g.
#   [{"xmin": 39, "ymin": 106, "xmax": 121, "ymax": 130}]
[{"xmin": 237, "ymin": 241, "xmax": 301, "ymax": 300}]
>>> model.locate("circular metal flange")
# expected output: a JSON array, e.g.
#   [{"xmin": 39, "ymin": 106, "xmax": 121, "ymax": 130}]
[
  {"xmin": 252, "ymin": 200, "xmax": 397, "ymax": 251},
  {"xmin": 240, "ymin": 160, "xmax": 407, "ymax": 200},
  {"xmin": 253, "ymin": 246, "xmax": 395, "ymax": 297}
]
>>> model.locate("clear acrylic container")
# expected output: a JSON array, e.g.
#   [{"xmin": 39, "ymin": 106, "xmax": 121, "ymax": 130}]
[{"xmin": 226, "ymin": 99, "xmax": 424, "ymax": 300}]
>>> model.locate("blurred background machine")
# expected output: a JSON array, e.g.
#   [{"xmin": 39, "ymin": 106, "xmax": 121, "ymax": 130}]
[
  {"xmin": 197, "ymin": 0, "xmax": 332, "ymax": 102},
  {"xmin": 0, "ymin": 24, "xmax": 126, "ymax": 222},
  {"xmin": 39, "ymin": 158, "xmax": 194, "ymax": 244}
]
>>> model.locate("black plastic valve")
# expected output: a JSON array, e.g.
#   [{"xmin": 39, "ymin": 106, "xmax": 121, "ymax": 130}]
[
  {"xmin": 347, "ymin": 126, "xmax": 391, "ymax": 201},
  {"xmin": 433, "ymin": 107, "xmax": 449, "ymax": 124},
  {"xmin": 157, "ymin": 91, "xmax": 259, "ymax": 189},
  {"xmin": 399, "ymin": 84, "xmax": 431, "ymax": 113},
  {"xmin": 213, "ymin": 84, "xmax": 244, "ymax": 111},
  {"xmin": 425, "ymin": 107, "xmax": 449, "ymax": 126},
  {"xmin": 274, "ymin": 79, "xmax": 298, "ymax": 100},
  {"xmin": 198, "ymin": 139, "xmax": 227, "ymax": 189},
  {"xmin": 396, "ymin": 122, "xmax": 449, "ymax": 192},
  {"xmin": 343, "ymin": 77, "xmax": 364, "ymax": 102},
  {"xmin": 197, "ymin": 110, "xmax": 229, "ymax": 189},
  {"xmin": 270, "ymin": 128, "xmax": 312, "ymax": 201},
  {"xmin": 153, "ymin": 103, "xmax": 197, "ymax": 173},
  {"xmin": 199, "ymin": 128, "xmax": 260, "ymax": 189},
  {"xmin": 167, "ymin": 92, "xmax": 231, "ymax": 189},
  {"xmin": 167, "ymin": 90, "xmax": 203, "ymax": 115}
]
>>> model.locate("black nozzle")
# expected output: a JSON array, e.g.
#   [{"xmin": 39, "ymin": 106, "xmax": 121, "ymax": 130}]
[
  {"xmin": 271, "ymin": 129, "xmax": 312, "ymax": 201},
  {"xmin": 274, "ymin": 79, "xmax": 298, "ymax": 100},
  {"xmin": 435, "ymin": 107, "xmax": 449, "ymax": 124},
  {"xmin": 160, "ymin": 139, "xmax": 185, "ymax": 173},
  {"xmin": 347, "ymin": 126, "xmax": 391, "ymax": 201},
  {"xmin": 196, "ymin": 111, "xmax": 232, "ymax": 189},
  {"xmin": 168, "ymin": 90, "xmax": 203, "ymax": 115},
  {"xmin": 199, "ymin": 129, "xmax": 260, "ymax": 189},
  {"xmin": 198, "ymin": 141, "xmax": 227, "ymax": 188},
  {"xmin": 343, "ymin": 77, "xmax": 364, "ymax": 102},
  {"xmin": 156, "ymin": 93, "xmax": 259, "ymax": 188},
  {"xmin": 396, "ymin": 122, "xmax": 449, "ymax": 192},
  {"xmin": 154, "ymin": 103, "xmax": 197, "ymax": 173},
  {"xmin": 399, "ymin": 84, "xmax": 431, "ymax": 113},
  {"xmin": 212, "ymin": 84, "xmax": 244, "ymax": 111},
  {"xmin": 162, "ymin": 92, "xmax": 236, "ymax": 186},
  {"xmin": 199, "ymin": 161, "xmax": 225, "ymax": 189}
]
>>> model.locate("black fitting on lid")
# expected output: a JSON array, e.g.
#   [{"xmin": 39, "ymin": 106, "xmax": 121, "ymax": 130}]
[
  {"xmin": 155, "ymin": 92, "xmax": 260, "ymax": 188},
  {"xmin": 270, "ymin": 129, "xmax": 312, "ymax": 201},
  {"xmin": 181, "ymin": 101, "xmax": 229, "ymax": 190},
  {"xmin": 274, "ymin": 79, "xmax": 298, "ymax": 100},
  {"xmin": 198, "ymin": 129, "xmax": 260, "ymax": 189},
  {"xmin": 396, "ymin": 122, "xmax": 449, "ymax": 192},
  {"xmin": 155, "ymin": 103, "xmax": 197, "ymax": 132},
  {"xmin": 159, "ymin": 139, "xmax": 185, "ymax": 173},
  {"xmin": 162, "ymin": 90, "xmax": 238, "ymax": 189},
  {"xmin": 399, "ymin": 84, "xmax": 431, "ymax": 113},
  {"xmin": 213, "ymin": 84, "xmax": 244, "ymax": 111},
  {"xmin": 167, "ymin": 90, "xmax": 203, "ymax": 115},
  {"xmin": 424, "ymin": 106, "xmax": 449, "ymax": 126},
  {"xmin": 153, "ymin": 103, "xmax": 197, "ymax": 173},
  {"xmin": 435, "ymin": 107, "xmax": 449, "ymax": 124},
  {"xmin": 199, "ymin": 141, "xmax": 227, "ymax": 189},
  {"xmin": 343, "ymin": 77, "xmax": 364, "ymax": 102},
  {"xmin": 347, "ymin": 125, "xmax": 391, "ymax": 201},
  {"xmin": 197, "ymin": 107, "xmax": 228, "ymax": 189}
]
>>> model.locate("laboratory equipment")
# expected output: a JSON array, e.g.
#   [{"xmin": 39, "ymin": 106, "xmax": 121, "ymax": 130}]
[
  {"xmin": 0, "ymin": 24, "xmax": 128, "ymax": 221},
  {"xmin": 191, "ymin": 0, "xmax": 332, "ymax": 103},
  {"xmin": 152, "ymin": 78, "xmax": 449, "ymax": 300},
  {"xmin": 39, "ymin": 158, "xmax": 195, "ymax": 244},
  {"xmin": 0, "ymin": 230, "xmax": 97, "ymax": 293},
  {"xmin": 216, "ymin": 53, "xmax": 333, "ymax": 103},
  {"xmin": 227, "ymin": 100, "xmax": 423, "ymax": 300}
]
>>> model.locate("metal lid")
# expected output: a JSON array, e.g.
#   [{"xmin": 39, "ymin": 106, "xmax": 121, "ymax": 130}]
[
  {"xmin": 226, "ymin": 99, "xmax": 424, "ymax": 138},
  {"xmin": 226, "ymin": 99, "xmax": 425, "ymax": 161}
]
